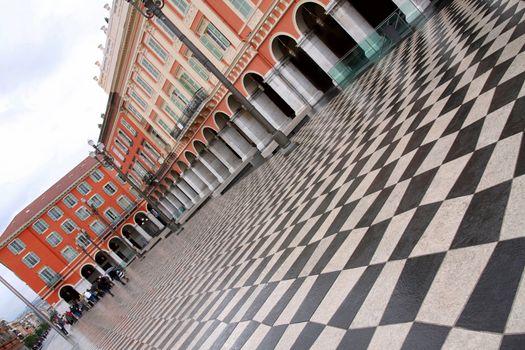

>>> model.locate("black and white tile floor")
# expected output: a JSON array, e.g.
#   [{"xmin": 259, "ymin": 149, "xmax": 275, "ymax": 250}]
[{"xmin": 77, "ymin": 0, "xmax": 525, "ymax": 348}]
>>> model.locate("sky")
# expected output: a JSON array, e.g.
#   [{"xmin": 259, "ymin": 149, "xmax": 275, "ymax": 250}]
[{"xmin": 0, "ymin": 0, "xmax": 110, "ymax": 321}]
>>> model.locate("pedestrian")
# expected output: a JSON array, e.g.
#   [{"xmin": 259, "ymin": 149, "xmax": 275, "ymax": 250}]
[
  {"xmin": 98, "ymin": 276, "xmax": 114, "ymax": 297},
  {"xmin": 79, "ymin": 294, "xmax": 93, "ymax": 309},
  {"xmin": 108, "ymin": 268, "xmax": 126, "ymax": 285},
  {"xmin": 53, "ymin": 315, "xmax": 68, "ymax": 335}
]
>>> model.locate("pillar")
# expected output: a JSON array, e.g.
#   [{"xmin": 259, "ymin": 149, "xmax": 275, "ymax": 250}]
[
  {"xmin": 176, "ymin": 179, "xmax": 200, "ymax": 204},
  {"xmin": 297, "ymin": 32, "xmax": 339, "ymax": 75},
  {"xmin": 232, "ymin": 111, "xmax": 272, "ymax": 150},
  {"xmin": 191, "ymin": 162, "xmax": 220, "ymax": 190},
  {"xmin": 182, "ymin": 169, "xmax": 209, "ymax": 197},
  {"xmin": 94, "ymin": 264, "xmax": 106, "ymax": 275},
  {"xmin": 198, "ymin": 151, "xmax": 231, "ymax": 182},
  {"xmin": 391, "ymin": 0, "xmax": 430, "ymax": 22},
  {"xmin": 157, "ymin": 202, "xmax": 174, "ymax": 221},
  {"xmin": 327, "ymin": 1, "xmax": 383, "ymax": 58},
  {"xmin": 135, "ymin": 224, "xmax": 153, "ymax": 241},
  {"xmin": 108, "ymin": 251, "xmax": 127, "ymax": 268},
  {"xmin": 146, "ymin": 212, "xmax": 164, "ymax": 229},
  {"xmin": 120, "ymin": 235, "xmax": 141, "ymax": 254},
  {"xmin": 265, "ymin": 70, "xmax": 307, "ymax": 113},
  {"xmin": 208, "ymin": 138, "xmax": 243, "ymax": 172},
  {"xmin": 160, "ymin": 198, "xmax": 177, "ymax": 218},
  {"xmin": 166, "ymin": 192, "xmax": 185, "ymax": 214},
  {"xmin": 218, "ymin": 125, "xmax": 256, "ymax": 161},
  {"xmin": 278, "ymin": 61, "xmax": 323, "ymax": 105},
  {"xmin": 171, "ymin": 186, "xmax": 193, "ymax": 209},
  {"xmin": 250, "ymin": 92, "xmax": 291, "ymax": 131}
]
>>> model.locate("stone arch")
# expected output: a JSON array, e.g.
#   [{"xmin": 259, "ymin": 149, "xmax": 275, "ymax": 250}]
[
  {"xmin": 122, "ymin": 224, "xmax": 148, "ymax": 249},
  {"xmin": 80, "ymin": 264, "xmax": 101, "ymax": 284},
  {"xmin": 109, "ymin": 237, "xmax": 135, "ymax": 263},
  {"xmin": 176, "ymin": 160, "xmax": 188, "ymax": 172},
  {"xmin": 134, "ymin": 211, "xmax": 160, "ymax": 237},
  {"xmin": 59, "ymin": 285, "xmax": 80, "ymax": 304},
  {"xmin": 185, "ymin": 150, "xmax": 197, "ymax": 164},
  {"xmin": 243, "ymin": 72, "xmax": 295, "ymax": 118},
  {"xmin": 94, "ymin": 250, "xmax": 118, "ymax": 271}
]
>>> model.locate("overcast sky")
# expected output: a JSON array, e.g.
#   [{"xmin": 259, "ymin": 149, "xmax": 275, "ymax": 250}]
[{"xmin": 0, "ymin": 0, "xmax": 110, "ymax": 321}]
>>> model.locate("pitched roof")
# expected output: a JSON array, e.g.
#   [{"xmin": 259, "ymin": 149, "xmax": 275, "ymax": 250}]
[{"xmin": 0, "ymin": 157, "xmax": 98, "ymax": 245}]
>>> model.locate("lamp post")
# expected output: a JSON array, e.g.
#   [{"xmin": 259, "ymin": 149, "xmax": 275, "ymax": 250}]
[
  {"xmin": 124, "ymin": 0, "xmax": 297, "ymax": 154},
  {"xmin": 88, "ymin": 140, "xmax": 180, "ymax": 232}
]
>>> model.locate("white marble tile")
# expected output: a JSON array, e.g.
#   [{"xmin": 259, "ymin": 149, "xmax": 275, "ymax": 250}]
[
  {"xmin": 311, "ymin": 267, "xmax": 366, "ymax": 324},
  {"xmin": 241, "ymin": 324, "xmax": 271, "ymax": 350},
  {"xmin": 416, "ymin": 132, "xmax": 457, "ymax": 175},
  {"xmin": 275, "ymin": 275, "xmax": 317, "ymax": 325},
  {"xmin": 368, "ymin": 323, "xmax": 412, "ymax": 350},
  {"xmin": 417, "ymin": 243, "xmax": 496, "ymax": 326},
  {"xmin": 370, "ymin": 210, "xmax": 415, "ymax": 265},
  {"xmin": 322, "ymin": 228, "xmax": 368, "ymax": 273},
  {"xmin": 310, "ymin": 326, "xmax": 346, "ymax": 350},
  {"xmin": 253, "ymin": 280, "xmax": 294, "ymax": 323},
  {"xmin": 476, "ymin": 102, "xmax": 514, "ymax": 150},
  {"xmin": 442, "ymin": 328, "xmax": 502, "ymax": 350},
  {"xmin": 351, "ymin": 260, "xmax": 406, "ymax": 328},
  {"xmin": 274, "ymin": 323, "xmax": 307, "ymax": 350},
  {"xmin": 501, "ymin": 175, "xmax": 525, "ymax": 240},
  {"xmin": 505, "ymin": 266, "xmax": 525, "ymax": 333}
]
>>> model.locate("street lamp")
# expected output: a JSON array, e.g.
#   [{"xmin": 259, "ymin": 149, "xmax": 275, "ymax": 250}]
[
  {"xmin": 88, "ymin": 140, "xmax": 180, "ymax": 232},
  {"xmin": 125, "ymin": 0, "xmax": 297, "ymax": 154}
]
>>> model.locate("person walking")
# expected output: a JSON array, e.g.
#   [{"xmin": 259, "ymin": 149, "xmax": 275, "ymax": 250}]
[
  {"xmin": 98, "ymin": 276, "xmax": 114, "ymax": 297},
  {"xmin": 108, "ymin": 268, "xmax": 127, "ymax": 285}
]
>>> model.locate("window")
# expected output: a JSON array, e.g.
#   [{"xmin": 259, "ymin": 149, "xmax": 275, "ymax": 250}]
[
  {"xmin": 61, "ymin": 219, "xmax": 77, "ymax": 234},
  {"xmin": 90, "ymin": 169, "xmax": 104, "ymax": 182},
  {"xmin": 117, "ymin": 195, "xmax": 133, "ymax": 210},
  {"xmin": 132, "ymin": 161, "xmax": 148, "ymax": 178},
  {"xmin": 112, "ymin": 147, "xmax": 126, "ymax": 162},
  {"xmin": 179, "ymin": 71, "xmax": 200, "ymax": 95},
  {"xmin": 130, "ymin": 90, "xmax": 147, "ymax": 109},
  {"xmin": 199, "ymin": 21, "xmax": 230, "ymax": 60},
  {"xmin": 32, "ymin": 219, "xmax": 49, "ymax": 234},
  {"xmin": 127, "ymin": 174, "xmax": 142, "ymax": 188},
  {"xmin": 115, "ymin": 138, "xmax": 129, "ymax": 154},
  {"xmin": 39, "ymin": 267, "xmax": 59, "ymax": 286},
  {"xmin": 144, "ymin": 142, "xmax": 161, "ymax": 160},
  {"xmin": 118, "ymin": 130, "xmax": 133, "ymax": 146},
  {"xmin": 148, "ymin": 37, "xmax": 168, "ymax": 61},
  {"xmin": 22, "ymin": 252, "xmax": 40, "ymax": 268},
  {"xmin": 141, "ymin": 57, "xmax": 161, "ymax": 80},
  {"xmin": 90, "ymin": 220, "xmax": 106, "ymax": 236},
  {"xmin": 171, "ymin": 86, "xmax": 190, "ymax": 108},
  {"xmin": 61, "ymin": 246, "xmax": 79, "ymax": 263},
  {"xmin": 47, "ymin": 207, "xmax": 63, "ymax": 221},
  {"xmin": 8, "ymin": 239, "xmax": 25, "ymax": 255},
  {"xmin": 158, "ymin": 118, "xmax": 172, "ymax": 133},
  {"xmin": 77, "ymin": 182, "xmax": 92, "ymax": 195},
  {"xmin": 103, "ymin": 182, "xmax": 118, "ymax": 196},
  {"xmin": 75, "ymin": 206, "xmax": 90, "ymax": 221},
  {"xmin": 127, "ymin": 103, "xmax": 143, "ymax": 121},
  {"xmin": 227, "ymin": 0, "xmax": 254, "ymax": 18},
  {"xmin": 88, "ymin": 194, "xmax": 104, "ymax": 208},
  {"xmin": 104, "ymin": 207, "xmax": 120, "ymax": 223},
  {"xmin": 76, "ymin": 234, "xmax": 90, "ymax": 249},
  {"xmin": 121, "ymin": 119, "xmax": 137, "ymax": 136},
  {"xmin": 46, "ymin": 232, "xmax": 63, "ymax": 247},
  {"xmin": 170, "ymin": 0, "xmax": 189, "ymax": 14},
  {"xmin": 139, "ymin": 151, "xmax": 155, "ymax": 169},
  {"xmin": 130, "ymin": 188, "xmax": 142, "ymax": 200},
  {"xmin": 189, "ymin": 57, "xmax": 209, "ymax": 81},
  {"xmin": 135, "ymin": 75, "xmax": 153, "ymax": 96},
  {"xmin": 156, "ymin": 18, "xmax": 175, "ymax": 39},
  {"xmin": 116, "ymin": 173, "xmax": 127, "ymax": 184},
  {"xmin": 63, "ymin": 194, "xmax": 78, "ymax": 208},
  {"xmin": 163, "ymin": 104, "xmax": 180, "ymax": 122}
]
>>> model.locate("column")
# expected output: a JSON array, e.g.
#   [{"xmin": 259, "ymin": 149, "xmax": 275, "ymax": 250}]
[
  {"xmin": 218, "ymin": 125, "xmax": 256, "ymax": 161},
  {"xmin": 232, "ymin": 111, "xmax": 273, "ymax": 151},
  {"xmin": 327, "ymin": 1, "xmax": 383, "ymax": 58},
  {"xmin": 182, "ymin": 169, "xmax": 208, "ymax": 197},
  {"xmin": 297, "ymin": 32, "xmax": 339, "ymax": 75},
  {"xmin": 108, "ymin": 251, "xmax": 127, "ymax": 268},
  {"xmin": 135, "ymin": 224, "xmax": 153, "ymax": 241},
  {"xmin": 146, "ymin": 212, "xmax": 164, "ymax": 229},
  {"xmin": 278, "ymin": 61, "xmax": 323, "ymax": 105},
  {"xmin": 157, "ymin": 202, "xmax": 174, "ymax": 221},
  {"xmin": 171, "ymin": 186, "xmax": 193, "ymax": 209},
  {"xmin": 160, "ymin": 198, "xmax": 177, "ymax": 218},
  {"xmin": 176, "ymin": 179, "xmax": 200, "ymax": 204},
  {"xmin": 191, "ymin": 162, "xmax": 220, "ymax": 190},
  {"xmin": 250, "ymin": 92, "xmax": 292, "ymax": 131},
  {"xmin": 94, "ymin": 264, "xmax": 106, "ymax": 275},
  {"xmin": 208, "ymin": 138, "xmax": 243, "ymax": 172},
  {"xmin": 391, "ymin": 0, "xmax": 429, "ymax": 22},
  {"xmin": 265, "ymin": 69, "xmax": 307, "ymax": 113},
  {"xmin": 198, "ymin": 151, "xmax": 231, "ymax": 182},
  {"xmin": 166, "ymin": 192, "xmax": 185, "ymax": 214},
  {"xmin": 120, "ymin": 235, "xmax": 141, "ymax": 254}
]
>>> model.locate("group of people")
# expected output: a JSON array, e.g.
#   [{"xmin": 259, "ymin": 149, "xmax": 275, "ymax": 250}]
[{"xmin": 52, "ymin": 267, "xmax": 130, "ymax": 334}]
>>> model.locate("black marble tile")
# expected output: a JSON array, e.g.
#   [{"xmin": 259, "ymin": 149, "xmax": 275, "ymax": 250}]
[
  {"xmin": 444, "ymin": 119, "xmax": 484, "ymax": 162},
  {"xmin": 514, "ymin": 131, "xmax": 525, "ymax": 177},
  {"xmin": 366, "ymin": 162, "xmax": 398, "ymax": 194},
  {"xmin": 312, "ymin": 230, "xmax": 352, "ymax": 273},
  {"xmin": 401, "ymin": 322, "xmax": 451, "ymax": 350},
  {"xmin": 403, "ymin": 123, "xmax": 433, "ymax": 156},
  {"xmin": 256, "ymin": 325, "xmax": 288, "ymax": 350},
  {"xmin": 488, "ymin": 71, "xmax": 524, "ymax": 113},
  {"xmin": 191, "ymin": 320, "xmax": 221, "ymax": 349},
  {"xmin": 380, "ymin": 253, "xmax": 445, "ymax": 325},
  {"xmin": 283, "ymin": 242, "xmax": 319, "ymax": 280},
  {"xmin": 337, "ymin": 328, "xmax": 376, "ymax": 350},
  {"xmin": 390, "ymin": 202, "xmax": 441, "ymax": 260},
  {"xmin": 501, "ymin": 97, "xmax": 525, "ymax": 139},
  {"xmin": 441, "ymin": 100, "xmax": 475, "ymax": 137},
  {"xmin": 260, "ymin": 248, "xmax": 295, "ymax": 284},
  {"xmin": 357, "ymin": 186, "xmax": 395, "ymax": 227},
  {"xmin": 290, "ymin": 323, "xmax": 325, "ymax": 350},
  {"xmin": 441, "ymin": 85, "xmax": 469, "ymax": 115},
  {"xmin": 291, "ymin": 271, "xmax": 339, "ymax": 323},
  {"xmin": 329, "ymin": 264, "xmax": 384, "ymax": 328},
  {"xmin": 229, "ymin": 321, "xmax": 260, "ymax": 349},
  {"xmin": 500, "ymin": 334, "xmax": 525, "ymax": 350},
  {"xmin": 457, "ymin": 237, "xmax": 525, "ymax": 332},
  {"xmin": 263, "ymin": 278, "xmax": 305, "ymax": 325},
  {"xmin": 345, "ymin": 221, "xmax": 390, "ymax": 269},
  {"xmin": 451, "ymin": 180, "xmax": 511, "ymax": 249},
  {"xmin": 240, "ymin": 282, "xmax": 278, "ymax": 321},
  {"xmin": 399, "ymin": 142, "xmax": 436, "ymax": 181},
  {"xmin": 448, "ymin": 144, "xmax": 495, "ymax": 198},
  {"xmin": 481, "ymin": 58, "xmax": 514, "ymax": 94},
  {"xmin": 396, "ymin": 169, "xmax": 438, "ymax": 214}
]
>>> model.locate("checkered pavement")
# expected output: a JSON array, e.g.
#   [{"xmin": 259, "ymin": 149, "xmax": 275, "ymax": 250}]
[{"xmin": 75, "ymin": 0, "xmax": 525, "ymax": 348}]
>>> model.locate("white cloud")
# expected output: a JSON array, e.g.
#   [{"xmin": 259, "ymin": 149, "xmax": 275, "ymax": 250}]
[{"xmin": 0, "ymin": 0, "xmax": 111, "ymax": 319}]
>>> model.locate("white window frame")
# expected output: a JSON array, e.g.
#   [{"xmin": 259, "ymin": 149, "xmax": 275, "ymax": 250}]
[
  {"xmin": 61, "ymin": 246, "xmax": 79, "ymax": 263},
  {"xmin": 90, "ymin": 169, "xmax": 104, "ymax": 182},
  {"xmin": 39, "ymin": 266, "xmax": 58, "ymax": 285},
  {"xmin": 22, "ymin": 252, "xmax": 40, "ymax": 268},
  {"xmin": 75, "ymin": 206, "xmax": 90, "ymax": 221},
  {"xmin": 32, "ymin": 219, "xmax": 49, "ymax": 234},
  {"xmin": 90, "ymin": 220, "xmax": 106, "ymax": 236},
  {"xmin": 63, "ymin": 194, "xmax": 78, "ymax": 208},
  {"xmin": 61, "ymin": 219, "xmax": 77, "ymax": 234},
  {"xmin": 8, "ymin": 239, "xmax": 26, "ymax": 255},
  {"xmin": 117, "ymin": 195, "xmax": 133, "ymax": 211},
  {"xmin": 47, "ymin": 207, "xmax": 64, "ymax": 221},
  {"xmin": 103, "ymin": 182, "xmax": 118, "ymax": 196},
  {"xmin": 46, "ymin": 232, "xmax": 63, "ymax": 247},
  {"xmin": 104, "ymin": 207, "xmax": 120, "ymax": 223},
  {"xmin": 77, "ymin": 182, "xmax": 92, "ymax": 195}
]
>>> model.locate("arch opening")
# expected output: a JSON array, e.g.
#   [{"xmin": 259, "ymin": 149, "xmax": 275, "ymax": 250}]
[
  {"xmin": 244, "ymin": 73, "xmax": 295, "ymax": 118},
  {"xmin": 94, "ymin": 251, "xmax": 118, "ymax": 271},
  {"xmin": 59, "ymin": 285, "xmax": 80, "ymax": 304},
  {"xmin": 109, "ymin": 237, "xmax": 135, "ymax": 263},
  {"xmin": 134, "ymin": 212, "xmax": 160, "ymax": 237},
  {"xmin": 81, "ymin": 264, "xmax": 102, "ymax": 284},
  {"xmin": 122, "ymin": 224, "xmax": 148, "ymax": 249}
]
